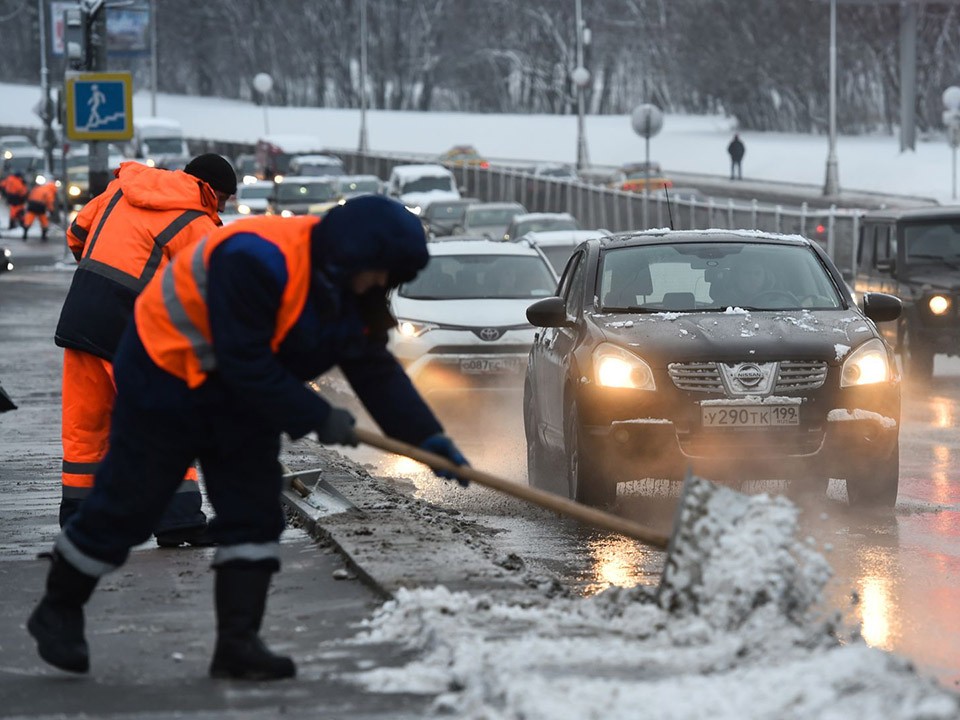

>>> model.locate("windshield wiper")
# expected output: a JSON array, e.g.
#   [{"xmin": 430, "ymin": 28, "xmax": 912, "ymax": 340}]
[{"xmin": 601, "ymin": 306, "xmax": 667, "ymax": 314}]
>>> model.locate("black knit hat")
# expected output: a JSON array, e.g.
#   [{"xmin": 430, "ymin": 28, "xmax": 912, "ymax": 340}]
[{"xmin": 184, "ymin": 153, "xmax": 237, "ymax": 196}]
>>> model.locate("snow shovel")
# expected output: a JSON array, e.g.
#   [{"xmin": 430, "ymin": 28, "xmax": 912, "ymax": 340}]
[{"xmin": 352, "ymin": 427, "xmax": 755, "ymax": 612}]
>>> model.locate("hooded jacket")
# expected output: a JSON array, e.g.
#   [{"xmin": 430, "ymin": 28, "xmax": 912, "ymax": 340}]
[
  {"xmin": 130, "ymin": 197, "xmax": 439, "ymax": 444},
  {"xmin": 56, "ymin": 162, "xmax": 222, "ymax": 360}
]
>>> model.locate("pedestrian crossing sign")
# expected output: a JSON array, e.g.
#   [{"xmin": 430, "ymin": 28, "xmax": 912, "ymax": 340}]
[{"xmin": 64, "ymin": 72, "xmax": 133, "ymax": 141}]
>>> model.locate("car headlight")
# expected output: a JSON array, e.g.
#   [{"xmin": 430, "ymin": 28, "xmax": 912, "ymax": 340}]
[
  {"xmin": 146, "ymin": 158, "xmax": 156, "ymax": 167},
  {"xmin": 274, "ymin": 174, "xmax": 284, "ymax": 183},
  {"xmin": 68, "ymin": 185, "xmax": 81, "ymax": 197},
  {"xmin": 280, "ymin": 209, "xmax": 294, "ymax": 218},
  {"xmin": 237, "ymin": 204, "xmax": 251, "ymax": 215},
  {"xmin": 405, "ymin": 205, "xmax": 422, "ymax": 216},
  {"xmin": 841, "ymin": 338, "xmax": 891, "ymax": 387},
  {"xmin": 395, "ymin": 319, "xmax": 436, "ymax": 338},
  {"xmin": 3, "ymin": 248, "xmax": 11, "ymax": 258},
  {"xmin": 928, "ymin": 294, "xmax": 950, "ymax": 315},
  {"xmin": 35, "ymin": 174, "xmax": 47, "ymax": 185},
  {"xmin": 242, "ymin": 175, "xmax": 259, "ymax": 185},
  {"xmin": 592, "ymin": 343, "xmax": 656, "ymax": 390}
]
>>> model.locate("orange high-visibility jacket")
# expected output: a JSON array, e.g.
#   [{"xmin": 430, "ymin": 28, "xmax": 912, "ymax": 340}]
[
  {"xmin": 55, "ymin": 161, "xmax": 222, "ymax": 361},
  {"xmin": 3, "ymin": 174, "xmax": 27, "ymax": 202},
  {"xmin": 135, "ymin": 215, "xmax": 318, "ymax": 388},
  {"xmin": 27, "ymin": 182, "xmax": 58, "ymax": 211}
]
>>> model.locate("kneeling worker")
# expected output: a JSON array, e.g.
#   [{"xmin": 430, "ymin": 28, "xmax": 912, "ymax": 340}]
[
  {"xmin": 28, "ymin": 196, "xmax": 469, "ymax": 681},
  {"xmin": 22, "ymin": 178, "xmax": 58, "ymax": 241}
]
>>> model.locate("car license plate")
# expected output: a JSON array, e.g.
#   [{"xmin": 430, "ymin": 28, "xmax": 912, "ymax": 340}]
[
  {"xmin": 701, "ymin": 405, "xmax": 800, "ymax": 428},
  {"xmin": 459, "ymin": 358, "xmax": 522, "ymax": 375}
]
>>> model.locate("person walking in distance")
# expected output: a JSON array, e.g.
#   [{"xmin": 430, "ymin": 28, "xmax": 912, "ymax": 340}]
[
  {"xmin": 728, "ymin": 133, "xmax": 745, "ymax": 180},
  {"xmin": 22, "ymin": 179, "xmax": 58, "ymax": 241},
  {"xmin": 56, "ymin": 154, "xmax": 237, "ymax": 547},
  {"xmin": 27, "ymin": 196, "xmax": 470, "ymax": 680}
]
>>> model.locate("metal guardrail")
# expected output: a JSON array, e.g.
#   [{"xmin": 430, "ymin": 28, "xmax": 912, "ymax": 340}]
[{"xmin": 335, "ymin": 150, "xmax": 865, "ymax": 276}]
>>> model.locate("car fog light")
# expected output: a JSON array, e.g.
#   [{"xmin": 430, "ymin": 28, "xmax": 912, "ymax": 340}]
[
  {"xmin": 841, "ymin": 338, "xmax": 891, "ymax": 387},
  {"xmin": 928, "ymin": 295, "xmax": 950, "ymax": 315},
  {"xmin": 593, "ymin": 343, "xmax": 655, "ymax": 390}
]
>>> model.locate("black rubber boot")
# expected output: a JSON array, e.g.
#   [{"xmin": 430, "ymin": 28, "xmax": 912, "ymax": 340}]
[
  {"xmin": 209, "ymin": 563, "xmax": 295, "ymax": 680},
  {"xmin": 27, "ymin": 552, "xmax": 99, "ymax": 673}
]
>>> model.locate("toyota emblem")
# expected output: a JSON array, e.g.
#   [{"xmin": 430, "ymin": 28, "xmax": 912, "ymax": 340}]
[
  {"xmin": 735, "ymin": 364, "xmax": 763, "ymax": 387},
  {"xmin": 478, "ymin": 327, "xmax": 502, "ymax": 341}
]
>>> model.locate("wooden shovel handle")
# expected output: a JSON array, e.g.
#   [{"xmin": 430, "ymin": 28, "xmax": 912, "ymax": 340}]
[{"xmin": 353, "ymin": 427, "xmax": 670, "ymax": 549}]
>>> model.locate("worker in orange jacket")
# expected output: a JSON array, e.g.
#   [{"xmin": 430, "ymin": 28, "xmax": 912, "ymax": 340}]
[
  {"xmin": 22, "ymin": 180, "xmax": 59, "ymax": 241},
  {"xmin": 28, "ymin": 197, "xmax": 469, "ymax": 680},
  {"xmin": 2, "ymin": 172, "xmax": 28, "ymax": 229},
  {"xmin": 55, "ymin": 154, "xmax": 237, "ymax": 547}
]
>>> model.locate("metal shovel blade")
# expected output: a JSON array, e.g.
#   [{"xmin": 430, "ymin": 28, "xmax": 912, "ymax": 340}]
[
  {"xmin": 281, "ymin": 468, "xmax": 356, "ymax": 518},
  {"xmin": 656, "ymin": 470, "xmax": 754, "ymax": 613}
]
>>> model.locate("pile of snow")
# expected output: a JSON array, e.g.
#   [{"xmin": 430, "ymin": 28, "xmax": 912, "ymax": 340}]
[{"xmin": 342, "ymin": 491, "xmax": 958, "ymax": 719}]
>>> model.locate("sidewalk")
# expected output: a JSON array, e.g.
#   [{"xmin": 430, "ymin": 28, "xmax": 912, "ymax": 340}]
[{"xmin": 0, "ymin": 229, "xmax": 514, "ymax": 718}]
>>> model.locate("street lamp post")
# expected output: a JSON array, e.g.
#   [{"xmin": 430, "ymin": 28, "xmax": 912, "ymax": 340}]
[
  {"xmin": 253, "ymin": 72, "xmax": 273, "ymax": 135},
  {"xmin": 358, "ymin": 0, "xmax": 369, "ymax": 154},
  {"xmin": 943, "ymin": 86, "xmax": 960, "ymax": 200},
  {"xmin": 573, "ymin": 0, "xmax": 590, "ymax": 171},
  {"xmin": 631, "ymin": 103, "xmax": 664, "ymax": 230},
  {"xmin": 823, "ymin": 0, "xmax": 840, "ymax": 196}
]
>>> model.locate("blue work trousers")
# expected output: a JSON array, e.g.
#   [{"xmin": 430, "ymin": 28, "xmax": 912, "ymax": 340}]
[{"xmin": 63, "ymin": 329, "xmax": 286, "ymax": 569}]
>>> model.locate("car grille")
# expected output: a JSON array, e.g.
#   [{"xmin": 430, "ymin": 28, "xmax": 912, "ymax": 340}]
[
  {"xmin": 668, "ymin": 361, "xmax": 828, "ymax": 394},
  {"xmin": 428, "ymin": 344, "xmax": 531, "ymax": 355}
]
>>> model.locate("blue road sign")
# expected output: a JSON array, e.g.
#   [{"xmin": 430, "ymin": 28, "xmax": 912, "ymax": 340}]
[{"xmin": 65, "ymin": 72, "xmax": 133, "ymax": 141}]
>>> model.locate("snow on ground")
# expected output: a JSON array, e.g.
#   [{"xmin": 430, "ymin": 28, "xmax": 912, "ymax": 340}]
[
  {"xmin": 4, "ymin": 81, "xmax": 958, "ymax": 714},
  {"xmin": 338, "ymin": 491, "xmax": 958, "ymax": 718},
  {"xmin": 2, "ymin": 82, "xmax": 959, "ymax": 204}
]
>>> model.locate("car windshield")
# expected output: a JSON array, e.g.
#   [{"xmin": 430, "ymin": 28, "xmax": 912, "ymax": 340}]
[
  {"xmin": 400, "ymin": 254, "xmax": 556, "ymax": 300},
  {"xmin": 426, "ymin": 203, "xmax": 468, "ymax": 221},
  {"xmin": 295, "ymin": 162, "xmax": 344, "ymax": 176},
  {"xmin": 537, "ymin": 166, "xmax": 575, "ymax": 178},
  {"xmin": 517, "ymin": 217, "xmax": 578, "ymax": 235},
  {"xmin": 903, "ymin": 221, "xmax": 960, "ymax": 264},
  {"xmin": 3, "ymin": 156, "xmax": 39, "ymax": 173},
  {"xmin": 239, "ymin": 185, "xmax": 272, "ymax": 200},
  {"xmin": 143, "ymin": 138, "xmax": 183, "ymax": 155},
  {"xmin": 465, "ymin": 207, "xmax": 521, "ymax": 227},
  {"xmin": 339, "ymin": 178, "xmax": 379, "ymax": 194},
  {"xmin": 237, "ymin": 157, "xmax": 257, "ymax": 173},
  {"xmin": 276, "ymin": 181, "xmax": 336, "ymax": 202},
  {"xmin": 599, "ymin": 242, "xmax": 843, "ymax": 312},
  {"xmin": 402, "ymin": 175, "xmax": 453, "ymax": 193}
]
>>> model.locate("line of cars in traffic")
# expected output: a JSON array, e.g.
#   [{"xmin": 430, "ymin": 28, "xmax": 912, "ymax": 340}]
[{"xmin": 386, "ymin": 173, "xmax": 922, "ymax": 513}]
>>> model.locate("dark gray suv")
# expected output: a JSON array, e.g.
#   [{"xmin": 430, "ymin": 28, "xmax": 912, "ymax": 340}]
[{"xmin": 853, "ymin": 207, "xmax": 960, "ymax": 380}]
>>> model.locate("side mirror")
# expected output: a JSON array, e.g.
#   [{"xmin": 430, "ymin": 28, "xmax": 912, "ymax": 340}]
[
  {"xmin": 862, "ymin": 292, "xmax": 902, "ymax": 323},
  {"xmin": 527, "ymin": 296, "xmax": 572, "ymax": 328}
]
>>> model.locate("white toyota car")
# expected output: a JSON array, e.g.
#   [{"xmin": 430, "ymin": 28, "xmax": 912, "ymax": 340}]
[{"xmin": 389, "ymin": 238, "xmax": 558, "ymax": 399}]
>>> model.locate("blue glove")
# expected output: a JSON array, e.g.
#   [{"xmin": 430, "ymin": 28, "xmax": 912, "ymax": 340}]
[
  {"xmin": 316, "ymin": 407, "xmax": 358, "ymax": 446},
  {"xmin": 420, "ymin": 434, "xmax": 470, "ymax": 487}
]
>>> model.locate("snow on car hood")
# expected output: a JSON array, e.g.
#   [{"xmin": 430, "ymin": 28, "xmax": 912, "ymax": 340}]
[
  {"xmin": 392, "ymin": 296, "xmax": 538, "ymax": 328},
  {"xmin": 593, "ymin": 309, "xmax": 877, "ymax": 365},
  {"xmin": 399, "ymin": 190, "xmax": 460, "ymax": 209}
]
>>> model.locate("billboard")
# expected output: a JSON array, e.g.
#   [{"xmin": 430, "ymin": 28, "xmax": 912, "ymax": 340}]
[{"xmin": 50, "ymin": 2, "xmax": 150, "ymax": 57}]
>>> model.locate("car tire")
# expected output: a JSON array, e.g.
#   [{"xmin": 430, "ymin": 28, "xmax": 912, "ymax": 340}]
[
  {"xmin": 564, "ymin": 397, "xmax": 616, "ymax": 507},
  {"xmin": 845, "ymin": 442, "xmax": 899, "ymax": 510},
  {"xmin": 901, "ymin": 323, "xmax": 934, "ymax": 381}
]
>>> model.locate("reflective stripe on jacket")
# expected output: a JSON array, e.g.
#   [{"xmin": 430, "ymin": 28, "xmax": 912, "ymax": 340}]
[
  {"xmin": 135, "ymin": 215, "xmax": 319, "ymax": 388},
  {"xmin": 55, "ymin": 162, "xmax": 222, "ymax": 360}
]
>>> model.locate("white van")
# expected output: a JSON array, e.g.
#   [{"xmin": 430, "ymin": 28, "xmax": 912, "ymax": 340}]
[
  {"xmin": 130, "ymin": 118, "xmax": 190, "ymax": 169},
  {"xmin": 387, "ymin": 164, "xmax": 460, "ymax": 216}
]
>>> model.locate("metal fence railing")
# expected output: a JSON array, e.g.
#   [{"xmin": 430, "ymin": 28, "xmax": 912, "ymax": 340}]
[{"xmin": 336, "ymin": 150, "xmax": 866, "ymax": 277}]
